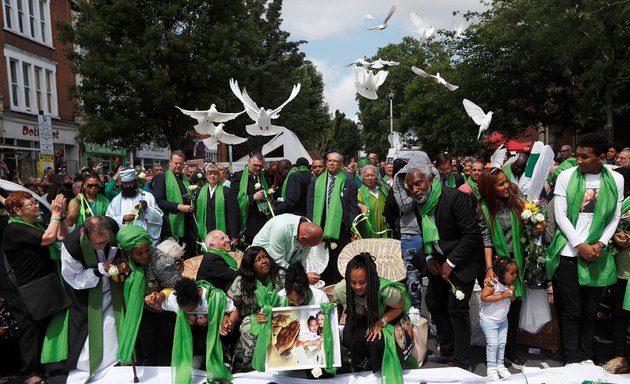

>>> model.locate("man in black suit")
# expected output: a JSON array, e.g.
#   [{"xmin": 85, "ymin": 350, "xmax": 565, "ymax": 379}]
[
  {"xmin": 228, "ymin": 152, "xmax": 269, "ymax": 246},
  {"xmin": 307, "ymin": 152, "xmax": 359, "ymax": 284},
  {"xmin": 406, "ymin": 162, "xmax": 483, "ymax": 370},
  {"xmin": 275, "ymin": 157, "xmax": 311, "ymax": 217},
  {"xmin": 435, "ymin": 153, "xmax": 465, "ymax": 189}
]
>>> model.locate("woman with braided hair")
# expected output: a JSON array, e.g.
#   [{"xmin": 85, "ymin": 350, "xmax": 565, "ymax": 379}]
[{"xmin": 333, "ymin": 253, "xmax": 414, "ymax": 384}]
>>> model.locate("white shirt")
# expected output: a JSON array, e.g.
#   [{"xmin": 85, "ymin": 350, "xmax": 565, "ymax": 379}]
[
  {"xmin": 554, "ymin": 167, "xmax": 624, "ymax": 257},
  {"xmin": 162, "ymin": 286, "xmax": 236, "ymax": 314},
  {"xmin": 480, "ymin": 281, "xmax": 511, "ymax": 323},
  {"xmin": 61, "ymin": 245, "xmax": 118, "ymax": 290},
  {"xmin": 105, "ymin": 190, "xmax": 163, "ymax": 246}
]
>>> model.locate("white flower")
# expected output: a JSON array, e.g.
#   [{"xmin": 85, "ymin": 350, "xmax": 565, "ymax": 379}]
[
  {"xmin": 311, "ymin": 366, "xmax": 322, "ymax": 378},
  {"xmin": 197, "ymin": 172, "xmax": 203, "ymax": 179},
  {"xmin": 534, "ymin": 213, "xmax": 545, "ymax": 223},
  {"xmin": 188, "ymin": 184, "xmax": 198, "ymax": 191},
  {"xmin": 268, "ymin": 188, "xmax": 275, "ymax": 195},
  {"xmin": 455, "ymin": 290, "xmax": 465, "ymax": 301},
  {"xmin": 132, "ymin": 208, "xmax": 140, "ymax": 217},
  {"xmin": 254, "ymin": 183, "xmax": 261, "ymax": 189},
  {"xmin": 330, "ymin": 242, "xmax": 338, "ymax": 250},
  {"xmin": 108, "ymin": 264, "xmax": 119, "ymax": 277},
  {"xmin": 138, "ymin": 172, "xmax": 146, "ymax": 180},
  {"xmin": 521, "ymin": 210, "xmax": 532, "ymax": 220}
]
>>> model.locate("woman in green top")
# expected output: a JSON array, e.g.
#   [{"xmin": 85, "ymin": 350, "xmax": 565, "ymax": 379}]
[
  {"xmin": 67, "ymin": 173, "xmax": 110, "ymax": 227},
  {"xmin": 333, "ymin": 253, "xmax": 412, "ymax": 384},
  {"xmin": 357, "ymin": 165, "xmax": 390, "ymax": 238}
]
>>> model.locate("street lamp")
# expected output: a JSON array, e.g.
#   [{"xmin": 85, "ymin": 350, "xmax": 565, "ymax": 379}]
[{"xmin": 387, "ymin": 92, "xmax": 394, "ymax": 135}]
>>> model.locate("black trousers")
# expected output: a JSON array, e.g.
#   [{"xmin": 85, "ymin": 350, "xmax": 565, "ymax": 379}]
[
  {"xmin": 611, "ymin": 278, "xmax": 630, "ymax": 357},
  {"xmin": 136, "ymin": 309, "xmax": 176, "ymax": 366},
  {"xmin": 554, "ymin": 256, "xmax": 603, "ymax": 363},
  {"xmin": 321, "ymin": 224, "xmax": 351, "ymax": 285},
  {"xmin": 425, "ymin": 272, "xmax": 474, "ymax": 368},
  {"xmin": 342, "ymin": 316, "xmax": 385, "ymax": 372}
]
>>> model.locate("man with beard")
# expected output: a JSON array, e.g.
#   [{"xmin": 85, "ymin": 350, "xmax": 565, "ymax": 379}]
[{"xmin": 106, "ymin": 168, "xmax": 163, "ymax": 245}]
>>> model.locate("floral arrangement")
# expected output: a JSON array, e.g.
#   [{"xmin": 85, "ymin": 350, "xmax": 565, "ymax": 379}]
[
  {"xmin": 521, "ymin": 199, "xmax": 547, "ymax": 286},
  {"xmin": 135, "ymin": 165, "xmax": 147, "ymax": 187},
  {"xmin": 255, "ymin": 182, "xmax": 275, "ymax": 219}
]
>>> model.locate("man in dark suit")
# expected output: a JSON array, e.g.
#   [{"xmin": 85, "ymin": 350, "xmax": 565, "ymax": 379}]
[
  {"xmin": 435, "ymin": 153, "xmax": 465, "ymax": 189},
  {"xmin": 307, "ymin": 152, "xmax": 359, "ymax": 284},
  {"xmin": 228, "ymin": 152, "xmax": 269, "ymax": 246},
  {"xmin": 152, "ymin": 150, "xmax": 196, "ymax": 259},
  {"xmin": 194, "ymin": 164, "xmax": 237, "ymax": 243},
  {"xmin": 275, "ymin": 157, "xmax": 311, "ymax": 217},
  {"xmin": 406, "ymin": 163, "xmax": 483, "ymax": 370}
]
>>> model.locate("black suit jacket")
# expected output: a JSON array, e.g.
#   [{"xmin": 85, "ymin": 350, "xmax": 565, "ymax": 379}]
[
  {"xmin": 306, "ymin": 170, "xmax": 359, "ymax": 237},
  {"xmin": 152, "ymin": 172, "xmax": 192, "ymax": 238},
  {"xmin": 227, "ymin": 170, "xmax": 269, "ymax": 241},
  {"xmin": 196, "ymin": 253, "xmax": 237, "ymax": 293},
  {"xmin": 441, "ymin": 173, "xmax": 466, "ymax": 189},
  {"xmin": 429, "ymin": 187, "xmax": 484, "ymax": 283},
  {"xmin": 274, "ymin": 170, "xmax": 310, "ymax": 217},
  {"xmin": 196, "ymin": 185, "xmax": 238, "ymax": 238}
]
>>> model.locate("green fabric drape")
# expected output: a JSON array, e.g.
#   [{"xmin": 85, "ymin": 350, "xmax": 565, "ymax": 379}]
[
  {"xmin": 79, "ymin": 233, "xmax": 104, "ymax": 378},
  {"xmin": 480, "ymin": 202, "xmax": 525, "ymax": 299},
  {"xmin": 621, "ymin": 198, "xmax": 630, "ymax": 311},
  {"xmin": 236, "ymin": 167, "xmax": 269, "ymax": 234},
  {"xmin": 447, "ymin": 173, "xmax": 455, "ymax": 188},
  {"xmin": 312, "ymin": 170, "xmax": 347, "ymax": 241},
  {"xmin": 205, "ymin": 248, "xmax": 238, "ymax": 271},
  {"xmin": 467, "ymin": 178, "xmax": 480, "ymax": 200},
  {"xmin": 546, "ymin": 167, "xmax": 618, "ymax": 286},
  {"xmin": 116, "ymin": 259, "xmax": 146, "ymax": 363},
  {"xmin": 416, "ymin": 179, "xmax": 442, "ymax": 254},
  {"xmin": 75, "ymin": 194, "xmax": 110, "ymax": 227},
  {"xmin": 358, "ymin": 184, "xmax": 390, "ymax": 238},
  {"xmin": 320, "ymin": 302, "xmax": 337, "ymax": 374},
  {"xmin": 165, "ymin": 170, "xmax": 190, "ymax": 237},
  {"xmin": 196, "ymin": 183, "xmax": 227, "ymax": 241},
  {"xmin": 250, "ymin": 277, "xmax": 281, "ymax": 372}
]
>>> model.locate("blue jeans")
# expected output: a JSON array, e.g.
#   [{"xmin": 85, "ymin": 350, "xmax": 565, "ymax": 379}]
[
  {"xmin": 480, "ymin": 318, "xmax": 508, "ymax": 367},
  {"xmin": 400, "ymin": 234, "xmax": 423, "ymax": 309}
]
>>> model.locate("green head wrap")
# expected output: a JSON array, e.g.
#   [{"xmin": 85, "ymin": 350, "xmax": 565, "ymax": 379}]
[
  {"xmin": 116, "ymin": 225, "xmax": 151, "ymax": 252},
  {"xmin": 357, "ymin": 158, "xmax": 370, "ymax": 167}
]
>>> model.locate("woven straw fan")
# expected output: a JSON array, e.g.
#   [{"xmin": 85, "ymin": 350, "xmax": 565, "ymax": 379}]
[{"xmin": 337, "ymin": 239, "xmax": 406, "ymax": 282}]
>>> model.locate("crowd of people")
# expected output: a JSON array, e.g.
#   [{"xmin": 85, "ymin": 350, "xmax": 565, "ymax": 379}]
[{"xmin": 0, "ymin": 132, "xmax": 629, "ymax": 384}]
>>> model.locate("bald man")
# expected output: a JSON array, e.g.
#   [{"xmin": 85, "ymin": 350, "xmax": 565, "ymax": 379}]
[
  {"xmin": 503, "ymin": 152, "xmax": 529, "ymax": 184},
  {"xmin": 195, "ymin": 230, "xmax": 238, "ymax": 292},
  {"xmin": 252, "ymin": 213, "xmax": 323, "ymax": 284}
]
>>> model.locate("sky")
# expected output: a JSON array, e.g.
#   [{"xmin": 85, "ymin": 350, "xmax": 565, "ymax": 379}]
[{"xmin": 280, "ymin": 0, "xmax": 489, "ymax": 120}]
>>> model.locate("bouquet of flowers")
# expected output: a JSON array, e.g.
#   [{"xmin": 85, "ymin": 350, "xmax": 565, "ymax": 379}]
[
  {"xmin": 130, "ymin": 202, "xmax": 145, "ymax": 226},
  {"xmin": 521, "ymin": 199, "xmax": 547, "ymax": 286},
  {"xmin": 135, "ymin": 165, "xmax": 147, "ymax": 187},
  {"xmin": 255, "ymin": 182, "xmax": 275, "ymax": 219}
]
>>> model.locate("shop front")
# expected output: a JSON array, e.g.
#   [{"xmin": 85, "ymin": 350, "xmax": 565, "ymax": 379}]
[
  {"xmin": 82, "ymin": 144, "xmax": 127, "ymax": 175},
  {"xmin": 135, "ymin": 143, "xmax": 170, "ymax": 170}
]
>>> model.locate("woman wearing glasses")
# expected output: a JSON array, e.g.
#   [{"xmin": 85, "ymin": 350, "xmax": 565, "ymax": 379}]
[
  {"xmin": 67, "ymin": 173, "xmax": 110, "ymax": 228},
  {"xmin": 2, "ymin": 191, "xmax": 68, "ymax": 384}
]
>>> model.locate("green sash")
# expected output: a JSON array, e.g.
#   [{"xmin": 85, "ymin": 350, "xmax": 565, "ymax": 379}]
[
  {"xmin": 447, "ymin": 174, "xmax": 455, "ymax": 188},
  {"xmin": 165, "ymin": 170, "xmax": 190, "ymax": 237},
  {"xmin": 548, "ymin": 158, "xmax": 578, "ymax": 185},
  {"xmin": 116, "ymin": 259, "xmax": 146, "ymax": 363},
  {"xmin": 195, "ymin": 184, "xmax": 226, "ymax": 241},
  {"xmin": 313, "ymin": 170, "xmax": 346, "ymax": 241},
  {"xmin": 502, "ymin": 164, "xmax": 515, "ymax": 183},
  {"xmin": 236, "ymin": 167, "xmax": 269, "ymax": 233},
  {"xmin": 320, "ymin": 302, "xmax": 337, "ymax": 374},
  {"xmin": 480, "ymin": 201, "xmax": 525, "ymax": 299},
  {"xmin": 358, "ymin": 184, "xmax": 390, "ymax": 238},
  {"xmin": 467, "ymin": 178, "xmax": 480, "ymax": 200},
  {"xmin": 416, "ymin": 179, "xmax": 442, "ymax": 254},
  {"xmin": 206, "ymin": 248, "xmax": 238, "ymax": 271},
  {"xmin": 250, "ymin": 277, "xmax": 281, "ymax": 372},
  {"xmin": 75, "ymin": 193, "xmax": 110, "ymax": 227},
  {"xmin": 619, "ymin": 198, "xmax": 630, "ymax": 310},
  {"xmin": 171, "ymin": 280, "xmax": 232, "ymax": 384},
  {"xmin": 545, "ymin": 167, "xmax": 618, "ymax": 286}
]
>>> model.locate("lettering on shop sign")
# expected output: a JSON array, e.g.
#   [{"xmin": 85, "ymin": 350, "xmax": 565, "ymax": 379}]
[{"xmin": 22, "ymin": 125, "xmax": 60, "ymax": 140}]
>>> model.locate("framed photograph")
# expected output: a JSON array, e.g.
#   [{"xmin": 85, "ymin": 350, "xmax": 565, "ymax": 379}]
[{"xmin": 265, "ymin": 304, "xmax": 341, "ymax": 372}]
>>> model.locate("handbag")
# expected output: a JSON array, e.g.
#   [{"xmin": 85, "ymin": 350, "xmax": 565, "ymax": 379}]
[{"xmin": 3, "ymin": 252, "xmax": 71, "ymax": 321}]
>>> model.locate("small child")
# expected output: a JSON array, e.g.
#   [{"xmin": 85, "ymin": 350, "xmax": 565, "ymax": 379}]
[
  {"xmin": 296, "ymin": 316, "xmax": 324, "ymax": 364},
  {"xmin": 480, "ymin": 257, "xmax": 517, "ymax": 381}
]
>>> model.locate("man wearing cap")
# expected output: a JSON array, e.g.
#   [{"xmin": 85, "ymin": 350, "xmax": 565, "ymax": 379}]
[
  {"xmin": 106, "ymin": 168, "xmax": 163, "ymax": 246},
  {"xmin": 274, "ymin": 157, "xmax": 311, "ymax": 217},
  {"xmin": 116, "ymin": 225, "xmax": 182, "ymax": 366},
  {"xmin": 195, "ymin": 164, "xmax": 237, "ymax": 244}
]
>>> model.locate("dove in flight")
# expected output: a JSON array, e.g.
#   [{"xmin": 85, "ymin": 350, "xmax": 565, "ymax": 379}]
[
  {"xmin": 176, "ymin": 104, "xmax": 244, "ymax": 125},
  {"xmin": 490, "ymin": 144, "xmax": 508, "ymax": 168},
  {"xmin": 198, "ymin": 123, "xmax": 248, "ymax": 148},
  {"xmin": 354, "ymin": 67, "xmax": 388, "ymax": 100},
  {"xmin": 411, "ymin": 67, "xmax": 459, "ymax": 91},
  {"xmin": 229, "ymin": 78, "xmax": 301, "ymax": 136},
  {"xmin": 462, "ymin": 99, "xmax": 494, "ymax": 140},
  {"xmin": 346, "ymin": 58, "xmax": 399, "ymax": 69},
  {"xmin": 409, "ymin": 11, "xmax": 435, "ymax": 42},
  {"xmin": 454, "ymin": 22, "xmax": 465, "ymax": 38},
  {"xmin": 365, "ymin": 5, "xmax": 396, "ymax": 31}
]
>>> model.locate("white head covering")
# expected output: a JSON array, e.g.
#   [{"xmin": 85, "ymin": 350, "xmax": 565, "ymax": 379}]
[{"xmin": 119, "ymin": 168, "xmax": 137, "ymax": 182}]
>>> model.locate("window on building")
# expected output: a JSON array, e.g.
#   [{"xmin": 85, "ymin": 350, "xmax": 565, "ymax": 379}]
[
  {"xmin": 3, "ymin": 0, "xmax": 12, "ymax": 29},
  {"xmin": 38, "ymin": 0, "xmax": 47, "ymax": 43},
  {"xmin": 16, "ymin": 0, "xmax": 24, "ymax": 33},
  {"xmin": 2, "ymin": 0, "xmax": 50, "ymax": 45},
  {"xmin": 4, "ymin": 46, "xmax": 58, "ymax": 116},
  {"xmin": 28, "ymin": 0, "xmax": 35, "ymax": 38}
]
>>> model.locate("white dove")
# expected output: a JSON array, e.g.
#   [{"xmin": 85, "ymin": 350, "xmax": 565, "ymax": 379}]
[
  {"xmin": 490, "ymin": 144, "xmax": 507, "ymax": 168},
  {"xmin": 454, "ymin": 22, "xmax": 465, "ymax": 38},
  {"xmin": 229, "ymin": 78, "xmax": 301, "ymax": 136},
  {"xmin": 462, "ymin": 99, "xmax": 494, "ymax": 140},
  {"xmin": 176, "ymin": 105, "xmax": 244, "ymax": 125},
  {"xmin": 409, "ymin": 11, "xmax": 435, "ymax": 42},
  {"xmin": 198, "ymin": 123, "xmax": 248, "ymax": 148},
  {"xmin": 411, "ymin": 67, "xmax": 459, "ymax": 91},
  {"xmin": 345, "ymin": 58, "xmax": 399, "ymax": 69},
  {"xmin": 365, "ymin": 5, "xmax": 396, "ymax": 31},
  {"xmin": 354, "ymin": 67, "xmax": 388, "ymax": 100}
]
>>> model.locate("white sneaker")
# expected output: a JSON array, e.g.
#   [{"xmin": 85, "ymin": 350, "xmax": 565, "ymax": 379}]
[
  {"xmin": 497, "ymin": 366, "xmax": 512, "ymax": 378},
  {"xmin": 487, "ymin": 367, "xmax": 500, "ymax": 381},
  {"xmin": 580, "ymin": 359, "xmax": 594, "ymax": 365}
]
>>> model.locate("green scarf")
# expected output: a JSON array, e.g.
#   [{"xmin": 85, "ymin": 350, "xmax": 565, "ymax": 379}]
[
  {"xmin": 319, "ymin": 302, "xmax": 337, "ymax": 374},
  {"xmin": 447, "ymin": 173, "xmax": 456, "ymax": 188},
  {"xmin": 480, "ymin": 202, "xmax": 525, "ymax": 299},
  {"xmin": 467, "ymin": 178, "xmax": 480, "ymax": 200},
  {"xmin": 313, "ymin": 170, "xmax": 347, "ymax": 241},
  {"xmin": 196, "ymin": 183, "xmax": 226, "ymax": 241},
  {"xmin": 8, "ymin": 218, "xmax": 68, "ymax": 364},
  {"xmin": 620, "ymin": 198, "xmax": 630, "ymax": 310},
  {"xmin": 502, "ymin": 164, "xmax": 515, "ymax": 183},
  {"xmin": 358, "ymin": 184, "xmax": 389, "ymax": 238},
  {"xmin": 546, "ymin": 167, "xmax": 618, "ymax": 286},
  {"xmin": 548, "ymin": 158, "xmax": 578, "ymax": 185},
  {"xmin": 171, "ymin": 280, "xmax": 232, "ymax": 384},
  {"xmin": 75, "ymin": 193, "xmax": 110, "ymax": 227},
  {"xmin": 416, "ymin": 179, "xmax": 442, "ymax": 254},
  {"xmin": 116, "ymin": 259, "xmax": 146, "ymax": 363},
  {"xmin": 281, "ymin": 166, "xmax": 309, "ymax": 200},
  {"xmin": 377, "ymin": 278, "xmax": 414, "ymax": 384},
  {"xmin": 250, "ymin": 277, "xmax": 281, "ymax": 372},
  {"xmin": 206, "ymin": 248, "xmax": 238, "ymax": 271},
  {"xmin": 165, "ymin": 170, "xmax": 190, "ymax": 237},
  {"xmin": 236, "ymin": 167, "xmax": 269, "ymax": 233}
]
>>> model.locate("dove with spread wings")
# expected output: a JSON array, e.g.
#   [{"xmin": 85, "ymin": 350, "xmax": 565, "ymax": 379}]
[
  {"xmin": 365, "ymin": 5, "xmax": 396, "ymax": 31},
  {"xmin": 409, "ymin": 11, "xmax": 435, "ymax": 42},
  {"xmin": 411, "ymin": 67, "xmax": 459, "ymax": 91},
  {"xmin": 462, "ymin": 99, "xmax": 494, "ymax": 140},
  {"xmin": 229, "ymin": 79, "xmax": 301, "ymax": 136},
  {"xmin": 346, "ymin": 58, "xmax": 399, "ymax": 69},
  {"xmin": 176, "ymin": 106, "xmax": 247, "ymax": 147},
  {"xmin": 355, "ymin": 67, "xmax": 388, "ymax": 100}
]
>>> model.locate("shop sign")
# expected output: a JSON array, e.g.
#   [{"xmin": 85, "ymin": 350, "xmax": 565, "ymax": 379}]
[{"xmin": 38, "ymin": 114, "xmax": 54, "ymax": 156}]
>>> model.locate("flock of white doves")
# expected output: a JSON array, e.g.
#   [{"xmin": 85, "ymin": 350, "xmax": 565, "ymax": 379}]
[{"xmin": 177, "ymin": 5, "xmax": 492, "ymax": 149}]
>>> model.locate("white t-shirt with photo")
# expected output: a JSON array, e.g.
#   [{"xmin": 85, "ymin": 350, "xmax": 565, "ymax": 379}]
[{"xmin": 554, "ymin": 166, "xmax": 624, "ymax": 257}]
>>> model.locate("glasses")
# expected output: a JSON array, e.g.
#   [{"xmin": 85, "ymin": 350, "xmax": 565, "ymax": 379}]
[
  {"xmin": 85, "ymin": 184, "xmax": 99, "ymax": 188},
  {"xmin": 19, "ymin": 200, "xmax": 39, "ymax": 208}
]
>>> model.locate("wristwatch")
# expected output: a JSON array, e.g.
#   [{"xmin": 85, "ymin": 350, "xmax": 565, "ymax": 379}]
[
  {"xmin": 380, "ymin": 317, "xmax": 388, "ymax": 327},
  {"xmin": 598, "ymin": 241, "xmax": 607, "ymax": 250}
]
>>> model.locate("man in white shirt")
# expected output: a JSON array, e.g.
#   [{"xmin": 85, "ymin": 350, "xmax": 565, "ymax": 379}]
[{"xmin": 549, "ymin": 133, "xmax": 624, "ymax": 365}]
